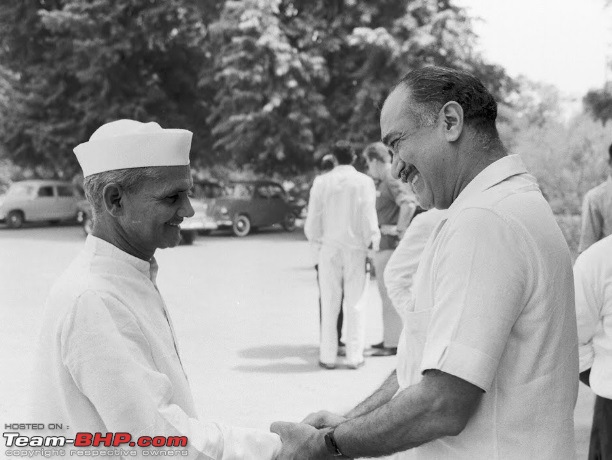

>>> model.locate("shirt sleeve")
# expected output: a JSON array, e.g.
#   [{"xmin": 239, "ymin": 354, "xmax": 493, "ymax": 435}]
[
  {"xmin": 579, "ymin": 192, "xmax": 602, "ymax": 253},
  {"xmin": 304, "ymin": 177, "xmax": 322, "ymax": 244},
  {"xmin": 363, "ymin": 178, "xmax": 381, "ymax": 251},
  {"xmin": 61, "ymin": 291, "xmax": 281, "ymax": 460},
  {"xmin": 420, "ymin": 208, "xmax": 530, "ymax": 391},
  {"xmin": 573, "ymin": 254, "xmax": 601, "ymax": 373}
]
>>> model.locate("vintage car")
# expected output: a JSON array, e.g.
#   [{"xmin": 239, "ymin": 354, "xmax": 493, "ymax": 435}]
[
  {"xmin": 76, "ymin": 196, "xmax": 217, "ymax": 245},
  {"xmin": 195, "ymin": 179, "xmax": 304, "ymax": 237},
  {"xmin": 0, "ymin": 180, "xmax": 80, "ymax": 228}
]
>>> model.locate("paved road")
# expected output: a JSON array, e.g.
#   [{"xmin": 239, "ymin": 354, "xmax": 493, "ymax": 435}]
[{"xmin": 0, "ymin": 224, "xmax": 594, "ymax": 458}]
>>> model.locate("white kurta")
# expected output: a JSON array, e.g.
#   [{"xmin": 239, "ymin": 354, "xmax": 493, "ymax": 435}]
[{"xmin": 30, "ymin": 236, "xmax": 281, "ymax": 459}]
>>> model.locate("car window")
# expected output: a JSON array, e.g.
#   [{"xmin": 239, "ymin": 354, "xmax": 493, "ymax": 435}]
[
  {"xmin": 57, "ymin": 185, "xmax": 74, "ymax": 197},
  {"xmin": 230, "ymin": 184, "xmax": 254, "ymax": 199},
  {"xmin": 37, "ymin": 186, "xmax": 54, "ymax": 197},
  {"xmin": 268, "ymin": 185, "xmax": 284, "ymax": 199},
  {"xmin": 6, "ymin": 184, "xmax": 36, "ymax": 198},
  {"xmin": 256, "ymin": 185, "xmax": 271, "ymax": 198}
]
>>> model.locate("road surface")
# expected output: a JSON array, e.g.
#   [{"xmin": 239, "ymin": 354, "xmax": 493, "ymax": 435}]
[{"xmin": 0, "ymin": 223, "xmax": 594, "ymax": 458}]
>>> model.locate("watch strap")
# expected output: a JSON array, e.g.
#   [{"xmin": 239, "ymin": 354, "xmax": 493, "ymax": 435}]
[{"xmin": 324, "ymin": 428, "xmax": 345, "ymax": 457}]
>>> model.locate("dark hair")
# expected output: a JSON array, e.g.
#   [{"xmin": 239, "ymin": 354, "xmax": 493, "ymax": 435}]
[
  {"xmin": 332, "ymin": 141, "xmax": 355, "ymax": 165},
  {"xmin": 363, "ymin": 142, "xmax": 392, "ymax": 163},
  {"xmin": 320, "ymin": 154, "xmax": 337, "ymax": 172},
  {"xmin": 397, "ymin": 66, "xmax": 500, "ymax": 139}
]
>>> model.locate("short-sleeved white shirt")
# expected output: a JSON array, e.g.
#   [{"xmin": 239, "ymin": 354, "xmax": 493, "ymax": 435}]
[
  {"xmin": 573, "ymin": 234, "xmax": 612, "ymax": 399},
  {"xmin": 395, "ymin": 155, "xmax": 579, "ymax": 460}
]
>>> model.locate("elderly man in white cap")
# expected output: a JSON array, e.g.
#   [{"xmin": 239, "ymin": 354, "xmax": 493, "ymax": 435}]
[{"xmin": 30, "ymin": 120, "xmax": 281, "ymax": 459}]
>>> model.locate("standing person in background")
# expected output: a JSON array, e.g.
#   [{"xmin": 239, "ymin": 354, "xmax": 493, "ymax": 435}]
[
  {"xmin": 384, "ymin": 208, "xmax": 447, "ymax": 318},
  {"xmin": 363, "ymin": 142, "xmax": 416, "ymax": 356},
  {"xmin": 305, "ymin": 141, "xmax": 380, "ymax": 369},
  {"xmin": 579, "ymin": 143, "xmax": 612, "ymax": 253},
  {"xmin": 573, "ymin": 234, "xmax": 612, "ymax": 459},
  {"xmin": 311, "ymin": 154, "xmax": 344, "ymax": 355}
]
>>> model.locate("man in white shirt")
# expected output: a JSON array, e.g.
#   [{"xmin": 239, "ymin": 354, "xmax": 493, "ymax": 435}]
[
  {"xmin": 272, "ymin": 66, "xmax": 578, "ymax": 459},
  {"xmin": 383, "ymin": 208, "xmax": 446, "ymax": 318},
  {"xmin": 304, "ymin": 141, "xmax": 380, "ymax": 369},
  {"xmin": 30, "ymin": 120, "xmax": 281, "ymax": 459},
  {"xmin": 574, "ymin": 234, "xmax": 612, "ymax": 459}
]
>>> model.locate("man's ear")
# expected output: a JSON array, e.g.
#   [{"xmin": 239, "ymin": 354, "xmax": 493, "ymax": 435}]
[
  {"xmin": 440, "ymin": 101, "xmax": 463, "ymax": 142},
  {"xmin": 102, "ymin": 183, "xmax": 124, "ymax": 217}
]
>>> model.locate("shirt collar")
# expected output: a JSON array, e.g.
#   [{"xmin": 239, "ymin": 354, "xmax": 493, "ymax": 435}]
[
  {"xmin": 447, "ymin": 154, "xmax": 528, "ymax": 214},
  {"xmin": 84, "ymin": 235, "xmax": 158, "ymax": 282},
  {"xmin": 334, "ymin": 165, "xmax": 356, "ymax": 172}
]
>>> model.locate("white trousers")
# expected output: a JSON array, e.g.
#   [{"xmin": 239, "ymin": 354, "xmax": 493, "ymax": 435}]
[
  {"xmin": 374, "ymin": 249, "xmax": 402, "ymax": 347},
  {"xmin": 318, "ymin": 245, "xmax": 367, "ymax": 365}
]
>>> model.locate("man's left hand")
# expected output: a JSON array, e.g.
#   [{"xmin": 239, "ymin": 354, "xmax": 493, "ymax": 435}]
[{"xmin": 270, "ymin": 421, "xmax": 332, "ymax": 459}]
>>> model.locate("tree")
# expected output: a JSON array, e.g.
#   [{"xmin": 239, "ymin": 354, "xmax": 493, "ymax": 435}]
[
  {"xmin": 0, "ymin": 0, "xmax": 213, "ymax": 177},
  {"xmin": 583, "ymin": 88, "xmax": 612, "ymax": 124}
]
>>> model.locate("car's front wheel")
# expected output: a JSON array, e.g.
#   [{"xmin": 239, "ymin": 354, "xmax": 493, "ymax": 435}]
[
  {"xmin": 282, "ymin": 212, "xmax": 296, "ymax": 232},
  {"xmin": 6, "ymin": 211, "xmax": 24, "ymax": 229},
  {"xmin": 232, "ymin": 214, "xmax": 251, "ymax": 237}
]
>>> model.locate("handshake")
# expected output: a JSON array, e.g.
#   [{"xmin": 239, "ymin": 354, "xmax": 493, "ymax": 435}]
[{"xmin": 270, "ymin": 410, "xmax": 349, "ymax": 459}]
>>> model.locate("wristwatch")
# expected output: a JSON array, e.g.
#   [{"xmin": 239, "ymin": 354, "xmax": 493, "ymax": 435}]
[{"xmin": 324, "ymin": 428, "xmax": 346, "ymax": 457}]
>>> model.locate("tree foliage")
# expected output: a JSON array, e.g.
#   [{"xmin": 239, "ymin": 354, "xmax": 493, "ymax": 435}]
[
  {"xmin": 0, "ymin": 0, "xmax": 512, "ymax": 177},
  {"xmin": 583, "ymin": 88, "xmax": 612, "ymax": 124}
]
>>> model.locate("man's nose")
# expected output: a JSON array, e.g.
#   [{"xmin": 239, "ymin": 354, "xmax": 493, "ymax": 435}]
[
  {"xmin": 178, "ymin": 194, "xmax": 195, "ymax": 218},
  {"xmin": 391, "ymin": 155, "xmax": 405, "ymax": 179}
]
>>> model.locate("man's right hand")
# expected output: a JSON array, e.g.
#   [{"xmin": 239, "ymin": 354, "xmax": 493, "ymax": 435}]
[{"xmin": 301, "ymin": 410, "xmax": 347, "ymax": 429}]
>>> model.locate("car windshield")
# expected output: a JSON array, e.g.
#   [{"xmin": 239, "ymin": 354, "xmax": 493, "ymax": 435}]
[
  {"xmin": 6, "ymin": 183, "xmax": 36, "ymax": 198},
  {"xmin": 192, "ymin": 182, "xmax": 226, "ymax": 199}
]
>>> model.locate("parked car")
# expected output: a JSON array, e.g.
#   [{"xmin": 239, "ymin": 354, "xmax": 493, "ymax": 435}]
[
  {"xmin": 76, "ymin": 196, "xmax": 217, "ymax": 245},
  {"xmin": 0, "ymin": 180, "xmax": 80, "ymax": 228},
  {"xmin": 195, "ymin": 179, "xmax": 305, "ymax": 237}
]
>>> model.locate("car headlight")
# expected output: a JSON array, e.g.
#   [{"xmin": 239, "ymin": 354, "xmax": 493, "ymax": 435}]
[{"xmin": 219, "ymin": 206, "xmax": 229, "ymax": 215}]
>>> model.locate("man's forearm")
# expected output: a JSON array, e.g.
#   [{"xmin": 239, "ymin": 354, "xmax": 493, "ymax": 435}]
[
  {"xmin": 345, "ymin": 371, "xmax": 398, "ymax": 419},
  {"xmin": 335, "ymin": 371, "xmax": 482, "ymax": 458}
]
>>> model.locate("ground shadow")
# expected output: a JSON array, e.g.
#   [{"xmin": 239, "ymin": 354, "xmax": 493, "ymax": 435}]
[{"xmin": 235, "ymin": 344, "xmax": 324, "ymax": 374}]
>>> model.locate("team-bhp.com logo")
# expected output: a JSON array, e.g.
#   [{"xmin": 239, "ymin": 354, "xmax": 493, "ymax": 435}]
[{"xmin": 4, "ymin": 432, "xmax": 188, "ymax": 448}]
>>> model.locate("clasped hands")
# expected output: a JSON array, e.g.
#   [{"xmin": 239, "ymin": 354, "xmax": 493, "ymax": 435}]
[{"xmin": 270, "ymin": 410, "xmax": 348, "ymax": 459}]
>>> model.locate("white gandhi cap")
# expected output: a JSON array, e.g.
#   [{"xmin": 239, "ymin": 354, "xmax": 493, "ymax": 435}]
[{"xmin": 74, "ymin": 119, "xmax": 193, "ymax": 178}]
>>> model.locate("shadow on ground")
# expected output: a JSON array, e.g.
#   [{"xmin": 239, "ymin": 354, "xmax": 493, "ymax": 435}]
[{"xmin": 234, "ymin": 344, "xmax": 323, "ymax": 374}]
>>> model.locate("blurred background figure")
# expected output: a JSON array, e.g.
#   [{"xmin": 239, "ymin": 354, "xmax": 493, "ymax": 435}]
[
  {"xmin": 362, "ymin": 142, "xmax": 416, "ymax": 356},
  {"xmin": 573, "ymin": 234, "xmax": 612, "ymax": 460},
  {"xmin": 311, "ymin": 153, "xmax": 344, "ymax": 354},
  {"xmin": 304, "ymin": 141, "xmax": 380, "ymax": 369},
  {"xmin": 579, "ymin": 143, "xmax": 612, "ymax": 253}
]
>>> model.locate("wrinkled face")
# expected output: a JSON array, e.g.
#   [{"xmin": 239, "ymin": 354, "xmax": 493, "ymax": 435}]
[
  {"xmin": 121, "ymin": 166, "xmax": 194, "ymax": 256},
  {"xmin": 380, "ymin": 86, "xmax": 447, "ymax": 209}
]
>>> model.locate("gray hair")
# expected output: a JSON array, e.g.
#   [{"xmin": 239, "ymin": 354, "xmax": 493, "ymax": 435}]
[{"xmin": 83, "ymin": 167, "xmax": 165, "ymax": 219}]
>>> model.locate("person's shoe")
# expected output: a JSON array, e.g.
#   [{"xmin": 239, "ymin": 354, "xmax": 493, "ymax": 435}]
[
  {"xmin": 319, "ymin": 361, "xmax": 336, "ymax": 370},
  {"xmin": 369, "ymin": 347, "xmax": 397, "ymax": 357},
  {"xmin": 346, "ymin": 359, "xmax": 365, "ymax": 370}
]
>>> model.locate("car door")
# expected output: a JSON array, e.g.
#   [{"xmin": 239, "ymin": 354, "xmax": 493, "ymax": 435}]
[
  {"xmin": 29, "ymin": 185, "xmax": 55, "ymax": 221},
  {"xmin": 267, "ymin": 183, "xmax": 288, "ymax": 224},
  {"xmin": 56, "ymin": 185, "xmax": 78, "ymax": 219},
  {"xmin": 251, "ymin": 184, "xmax": 274, "ymax": 226}
]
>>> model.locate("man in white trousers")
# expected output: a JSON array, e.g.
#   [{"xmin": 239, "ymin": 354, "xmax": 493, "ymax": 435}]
[
  {"xmin": 31, "ymin": 119, "xmax": 282, "ymax": 459},
  {"xmin": 304, "ymin": 140, "xmax": 380, "ymax": 369}
]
